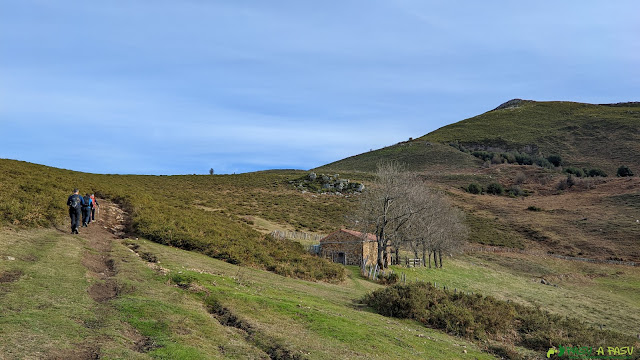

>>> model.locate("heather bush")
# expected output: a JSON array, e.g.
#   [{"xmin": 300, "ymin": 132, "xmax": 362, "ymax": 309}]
[
  {"xmin": 486, "ymin": 182, "xmax": 504, "ymax": 195},
  {"xmin": 556, "ymin": 174, "xmax": 575, "ymax": 190},
  {"xmin": 471, "ymin": 151, "xmax": 493, "ymax": 162},
  {"xmin": 564, "ymin": 167, "xmax": 585, "ymax": 177},
  {"xmin": 546, "ymin": 154, "xmax": 562, "ymax": 167},
  {"xmin": 586, "ymin": 168, "xmax": 607, "ymax": 177},
  {"xmin": 378, "ymin": 272, "xmax": 399, "ymax": 285},
  {"xmin": 362, "ymin": 282, "xmax": 636, "ymax": 356},
  {"xmin": 466, "ymin": 183, "xmax": 483, "ymax": 194},
  {"xmin": 513, "ymin": 172, "xmax": 527, "ymax": 185},
  {"xmin": 170, "ymin": 272, "xmax": 196, "ymax": 288},
  {"xmin": 617, "ymin": 165, "xmax": 634, "ymax": 177},
  {"xmin": 507, "ymin": 185, "xmax": 524, "ymax": 197}
]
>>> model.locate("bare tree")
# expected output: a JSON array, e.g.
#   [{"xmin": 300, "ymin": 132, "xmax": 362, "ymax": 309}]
[
  {"xmin": 209, "ymin": 168, "xmax": 214, "ymax": 175},
  {"xmin": 356, "ymin": 162, "xmax": 435, "ymax": 269},
  {"xmin": 355, "ymin": 161, "xmax": 467, "ymax": 269},
  {"xmin": 408, "ymin": 191, "xmax": 467, "ymax": 268}
]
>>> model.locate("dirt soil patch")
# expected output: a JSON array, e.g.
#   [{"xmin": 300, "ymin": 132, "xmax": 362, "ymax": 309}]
[
  {"xmin": 88, "ymin": 279, "xmax": 120, "ymax": 303},
  {"xmin": 0, "ymin": 269, "xmax": 23, "ymax": 283},
  {"xmin": 46, "ymin": 344, "xmax": 100, "ymax": 360}
]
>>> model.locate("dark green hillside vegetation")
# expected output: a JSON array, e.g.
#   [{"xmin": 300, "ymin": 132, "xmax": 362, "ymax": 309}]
[
  {"xmin": 316, "ymin": 140, "xmax": 481, "ymax": 173},
  {"xmin": 422, "ymin": 100, "xmax": 640, "ymax": 174},
  {"xmin": 363, "ymin": 282, "xmax": 637, "ymax": 358},
  {"xmin": 0, "ymin": 159, "xmax": 345, "ymax": 281}
]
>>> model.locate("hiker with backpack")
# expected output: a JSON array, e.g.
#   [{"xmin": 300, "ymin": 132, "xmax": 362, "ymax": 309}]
[
  {"xmin": 66, "ymin": 188, "xmax": 84, "ymax": 234},
  {"xmin": 81, "ymin": 193, "xmax": 93, "ymax": 227},
  {"xmin": 90, "ymin": 194, "xmax": 99, "ymax": 221}
]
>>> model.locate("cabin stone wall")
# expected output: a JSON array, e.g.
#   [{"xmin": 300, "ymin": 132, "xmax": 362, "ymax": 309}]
[
  {"xmin": 320, "ymin": 230, "xmax": 387, "ymax": 266},
  {"xmin": 362, "ymin": 241, "xmax": 378, "ymax": 266}
]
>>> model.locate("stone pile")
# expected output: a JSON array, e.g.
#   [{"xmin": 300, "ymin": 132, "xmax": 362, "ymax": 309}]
[{"xmin": 290, "ymin": 172, "xmax": 365, "ymax": 194}]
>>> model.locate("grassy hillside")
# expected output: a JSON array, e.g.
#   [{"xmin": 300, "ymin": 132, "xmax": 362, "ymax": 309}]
[
  {"xmin": 0, "ymin": 159, "xmax": 350, "ymax": 281},
  {"xmin": 315, "ymin": 141, "xmax": 481, "ymax": 173},
  {"xmin": 319, "ymin": 101, "xmax": 640, "ymax": 175},
  {"xmin": 0, "ymin": 228, "xmax": 495, "ymax": 359},
  {"xmin": 422, "ymin": 100, "xmax": 640, "ymax": 174}
]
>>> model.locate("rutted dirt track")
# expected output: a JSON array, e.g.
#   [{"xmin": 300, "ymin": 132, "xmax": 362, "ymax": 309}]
[
  {"xmin": 50, "ymin": 199, "xmax": 151, "ymax": 359},
  {"xmin": 80, "ymin": 200, "xmax": 126, "ymax": 303}
]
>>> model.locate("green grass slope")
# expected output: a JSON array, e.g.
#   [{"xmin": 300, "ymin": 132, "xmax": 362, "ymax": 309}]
[
  {"xmin": 315, "ymin": 141, "xmax": 481, "ymax": 173},
  {"xmin": 422, "ymin": 100, "xmax": 640, "ymax": 174},
  {"xmin": 0, "ymin": 228, "xmax": 494, "ymax": 359}
]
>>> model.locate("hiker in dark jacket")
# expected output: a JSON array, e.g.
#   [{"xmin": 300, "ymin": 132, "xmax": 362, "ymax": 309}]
[
  {"xmin": 81, "ymin": 193, "xmax": 92, "ymax": 227},
  {"xmin": 66, "ymin": 188, "xmax": 84, "ymax": 234}
]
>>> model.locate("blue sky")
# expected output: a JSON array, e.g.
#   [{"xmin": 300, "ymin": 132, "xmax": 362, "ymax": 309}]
[{"xmin": 1, "ymin": 1, "xmax": 639, "ymax": 174}]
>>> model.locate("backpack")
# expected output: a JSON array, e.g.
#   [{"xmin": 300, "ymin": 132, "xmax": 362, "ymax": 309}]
[
  {"xmin": 83, "ymin": 195, "xmax": 91, "ymax": 207},
  {"xmin": 69, "ymin": 195, "xmax": 81, "ymax": 210}
]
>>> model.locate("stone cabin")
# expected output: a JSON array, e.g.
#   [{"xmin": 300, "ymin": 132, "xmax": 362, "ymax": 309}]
[{"xmin": 319, "ymin": 229, "xmax": 390, "ymax": 266}]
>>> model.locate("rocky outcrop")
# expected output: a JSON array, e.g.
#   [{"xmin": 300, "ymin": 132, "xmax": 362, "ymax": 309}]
[
  {"xmin": 289, "ymin": 173, "xmax": 365, "ymax": 194},
  {"xmin": 493, "ymin": 98, "xmax": 529, "ymax": 111}
]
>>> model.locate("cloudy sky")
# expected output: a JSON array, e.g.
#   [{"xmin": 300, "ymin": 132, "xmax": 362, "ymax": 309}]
[{"xmin": 1, "ymin": 1, "xmax": 639, "ymax": 174}]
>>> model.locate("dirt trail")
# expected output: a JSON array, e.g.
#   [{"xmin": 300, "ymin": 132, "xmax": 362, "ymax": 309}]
[
  {"xmin": 79, "ymin": 199, "xmax": 127, "ymax": 303},
  {"xmin": 50, "ymin": 199, "xmax": 149, "ymax": 359}
]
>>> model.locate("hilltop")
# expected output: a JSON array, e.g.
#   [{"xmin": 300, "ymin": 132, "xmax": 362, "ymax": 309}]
[
  {"xmin": 320, "ymin": 100, "xmax": 640, "ymax": 174},
  {"xmin": 424, "ymin": 99, "xmax": 640, "ymax": 174}
]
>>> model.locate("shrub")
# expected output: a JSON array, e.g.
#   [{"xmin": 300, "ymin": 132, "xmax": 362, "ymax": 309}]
[
  {"xmin": 617, "ymin": 165, "xmax": 634, "ymax": 177},
  {"xmin": 556, "ymin": 175, "xmax": 575, "ymax": 190},
  {"xmin": 507, "ymin": 185, "xmax": 524, "ymax": 197},
  {"xmin": 546, "ymin": 154, "xmax": 562, "ymax": 167},
  {"xmin": 491, "ymin": 154, "xmax": 503, "ymax": 164},
  {"xmin": 514, "ymin": 172, "xmax": 527, "ymax": 185},
  {"xmin": 514, "ymin": 153, "xmax": 533, "ymax": 165},
  {"xmin": 586, "ymin": 168, "xmax": 607, "ymax": 177},
  {"xmin": 449, "ymin": 143, "xmax": 469, "ymax": 153},
  {"xmin": 429, "ymin": 302, "xmax": 477, "ymax": 337},
  {"xmin": 467, "ymin": 183, "xmax": 483, "ymax": 194},
  {"xmin": 527, "ymin": 206, "xmax": 542, "ymax": 212},
  {"xmin": 471, "ymin": 151, "xmax": 493, "ymax": 162},
  {"xmin": 379, "ymin": 272, "xmax": 399, "ymax": 285},
  {"xmin": 362, "ymin": 282, "xmax": 636, "ymax": 356},
  {"xmin": 564, "ymin": 167, "xmax": 585, "ymax": 177},
  {"xmin": 533, "ymin": 157, "xmax": 553, "ymax": 169},
  {"xmin": 502, "ymin": 152, "xmax": 517, "ymax": 164},
  {"xmin": 485, "ymin": 182, "xmax": 504, "ymax": 195},
  {"xmin": 170, "ymin": 272, "xmax": 196, "ymax": 288}
]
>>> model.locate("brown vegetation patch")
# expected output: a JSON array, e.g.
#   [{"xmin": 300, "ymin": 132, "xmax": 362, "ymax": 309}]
[
  {"xmin": 446, "ymin": 173, "xmax": 640, "ymax": 262},
  {"xmin": 46, "ymin": 344, "xmax": 100, "ymax": 360},
  {"xmin": 21, "ymin": 254, "xmax": 38, "ymax": 262},
  {"xmin": 88, "ymin": 279, "xmax": 119, "ymax": 303},
  {"xmin": 133, "ymin": 336, "xmax": 161, "ymax": 353},
  {"xmin": 82, "ymin": 253, "xmax": 116, "ymax": 277},
  {"xmin": 0, "ymin": 269, "xmax": 23, "ymax": 283}
]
